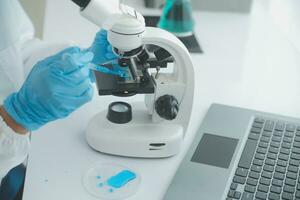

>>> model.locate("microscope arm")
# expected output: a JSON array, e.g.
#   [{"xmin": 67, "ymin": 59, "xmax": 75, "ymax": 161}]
[{"xmin": 143, "ymin": 27, "xmax": 194, "ymax": 135}]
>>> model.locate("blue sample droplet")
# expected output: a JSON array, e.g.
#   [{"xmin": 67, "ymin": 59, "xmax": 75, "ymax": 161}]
[
  {"xmin": 107, "ymin": 170, "xmax": 136, "ymax": 189},
  {"xmin": 96, "ymin": 176, "xmax": 101, "ymax": 179},
  {"xmin": 97, "ymin": 183, "xmax": 104, "ymax": 187},
  {"xmin": 109, "ymin": 188, "xmax": 114, "ymax": 193}
]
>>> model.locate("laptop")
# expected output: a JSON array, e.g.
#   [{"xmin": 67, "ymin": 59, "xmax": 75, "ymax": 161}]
[{"xmin": 164, "ymin": 103, "xmax": 300, "ymax": 200}]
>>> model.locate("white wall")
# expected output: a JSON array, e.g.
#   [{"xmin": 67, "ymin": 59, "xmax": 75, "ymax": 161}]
[
  {"xmin": 43, "ymin": 0, "xmax": 99, "ymax": 47},
  {"xmin": 41, "ymin": 0, "xmax": 300, "ymax": 52},
  {"xmin": 268, "ymin": 0, "xmax": 300, "ymax": 55},
  {"xmin": 19, "ymin": 0, "xmax": 46, "ymax": 38}
]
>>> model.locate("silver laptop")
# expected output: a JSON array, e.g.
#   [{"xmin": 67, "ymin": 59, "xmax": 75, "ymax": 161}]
[{"xmin": 164, "ymin": 103, "xmax": 300, "ymax": 200}]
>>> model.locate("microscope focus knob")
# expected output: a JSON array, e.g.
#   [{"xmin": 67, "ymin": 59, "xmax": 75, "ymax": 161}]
[{"xmin": 155, "ymin": 95, "xmax": 179, "ymax": 120}]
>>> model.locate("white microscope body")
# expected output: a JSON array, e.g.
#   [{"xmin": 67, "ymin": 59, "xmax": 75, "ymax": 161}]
[{"xmin": 77, "ymin": 0, "xmax": 194, "ymax": 158}]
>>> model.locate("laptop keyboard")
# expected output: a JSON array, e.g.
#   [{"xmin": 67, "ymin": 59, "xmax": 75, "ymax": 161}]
[{"xmin": 227, "ymin": 117, "xmax": 300, "ymax": 200}]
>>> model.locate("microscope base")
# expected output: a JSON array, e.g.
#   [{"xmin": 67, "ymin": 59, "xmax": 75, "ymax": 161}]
[{"xmin": 85, "ymin": 103, "xmax": 183, "ymax": 158}]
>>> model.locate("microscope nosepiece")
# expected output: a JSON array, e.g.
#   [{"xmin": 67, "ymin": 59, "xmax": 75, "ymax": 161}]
[{"xmin": 113, "ymin": 46, "xmax": 144, "ymax": 58}]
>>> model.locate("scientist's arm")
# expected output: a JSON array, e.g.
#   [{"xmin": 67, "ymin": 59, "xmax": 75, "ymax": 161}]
[
  {"xmin": 3, "ymin": 47, "xmax": 94, "ymax": 132},
  {"xmin": 0, "ymin": 108, "xmax": 30, "ymax": 182},
  {"xmin": 0, "ymin": 106, "xmax": 27, "ymax": 135},
  {"xmin": 0, "ymin": 47, "xmax": 94, "ymax": 183},
  {"xmin": 0, "ymin": 30, "xmax": 114, "ymax": 182}
]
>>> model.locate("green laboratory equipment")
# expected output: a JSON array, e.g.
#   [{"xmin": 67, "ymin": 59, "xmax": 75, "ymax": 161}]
[{"xmin": 158, "ymin": 0, "xmax": 195, "ymax": 37}]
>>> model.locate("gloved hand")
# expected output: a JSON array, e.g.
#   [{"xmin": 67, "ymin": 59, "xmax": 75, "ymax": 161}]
[
  {"xmin": 89, "ymin": 29, "xmax": 116, "ymax": 65},
  {"xmin": 3, "ymin": 47, "xmax": 94, "ymax": 131}
]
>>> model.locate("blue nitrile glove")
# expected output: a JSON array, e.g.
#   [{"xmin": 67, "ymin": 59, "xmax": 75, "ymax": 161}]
[
  {"xmin": 88, "ymin": 30, "xmax": 117, "ymax": 82},
  {"xmin": 3, "ymin": 47, "xmax": 94, "ymax": 131},
  {"xmin": 89, "ymin": 29, "xmax": 117, "ymax": 65}
]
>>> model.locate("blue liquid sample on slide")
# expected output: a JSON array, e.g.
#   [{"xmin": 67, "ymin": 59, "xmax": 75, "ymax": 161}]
[
  {"xmin": 83, "ymin": 164, "xmax": 140, "ymax": 199},
  {"xmin": 107, "ymin": 170, "xmax": 137, "ymax": 189}
]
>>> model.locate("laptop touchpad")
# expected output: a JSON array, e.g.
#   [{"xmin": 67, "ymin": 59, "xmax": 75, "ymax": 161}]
[{"xmin": 191, "ymin": 133, "xmax": 239, "ymax": 169}]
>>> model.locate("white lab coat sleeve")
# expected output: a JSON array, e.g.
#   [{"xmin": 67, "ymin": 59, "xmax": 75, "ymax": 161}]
[
  {"xmin": 0, "ymin": 41, "xmax": 70, "ymax": 184},
  {"xmin": 0, "ymin": 115, "xmax": 30, "ymax": 184}
]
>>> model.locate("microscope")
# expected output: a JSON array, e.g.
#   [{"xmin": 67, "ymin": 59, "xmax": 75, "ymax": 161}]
[{"xmin": 72, "ymin": 0, "xmax": 194, "ymax": 158}]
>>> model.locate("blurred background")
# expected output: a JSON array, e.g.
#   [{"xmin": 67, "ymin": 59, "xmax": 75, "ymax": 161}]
[
  {"xmin": 144, "ymin": 0, "xmax": 253, "ymax": 12},
  {"xmin": 19, "ymin": 0, "xmax": 254, "ymax": 39},
  {"xmin": 19, "ymin": 0, "xmax": 300, "ymax": 54},
  {"xmin": 19, "ymin": 0, "xmax": 46, "ymax": 39}
]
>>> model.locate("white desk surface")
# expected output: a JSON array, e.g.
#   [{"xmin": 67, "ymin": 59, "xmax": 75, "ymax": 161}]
[{"xmin": 23, "ymin": 1, "xmax": 300, "ymax": 200}]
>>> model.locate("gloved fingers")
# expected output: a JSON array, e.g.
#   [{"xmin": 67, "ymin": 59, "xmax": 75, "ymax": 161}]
[
  {"xmin": 49, "ymin": 60, "xmax": 92, "ymax": 96},
  {"xmin": 58, "ymin": 50, "xmax": 94, "ymax": 74},
  {"xmin": 107, "ymin": 45, "xmax": 114, "ymax": 53},
  {"xmin": 93, "ymin": 29, "xmax": 108, "ymax": 45},
  {"xmin": 73, "ymin": 51, "xmax": 96, "ymax": 82},
  {"xmin": 63, "ymin": 51, "xmax": 94, "ymax": 73},
  {"xmin": 40, "ymin": 85, "xmax": 93, "ymax": 120},
  {"xmin": 106, "ymin": 45, "xmax": 117, "ymax": 58},
  {"xmin": 89, "ymin": 29, "xmax": 118, "ymax": 64},
  {"xmin": 5, "ymin": 46, "xmax": 95, "ymax": 130},
  {"xmin": 62, "ymin": 65, "xmax": 90, "ymax": 84},
  {"xmin": 35, "ymin": 47, "xmax": 81, "ymax": 67},
  {"xmin": 90, "ymin": 40, "xmax": 110, "ymax": 56},
  {"xmin": 49, "ymin": 62, "xmax": 87, "ymax": 84},
  {"xmin": 56, "ymin": 78, "xmax": 92, "ymax": 97},
  {"xmin": 64, "ymin": 85, "xmax": 94, "ymax": 102},
  {"xmin": 68, "ymin": 51, "xmax": 94, "ymax": 67},
  {"xmin": 56, "ymin": 46, "xmax": 81, "ymax": 58},
  {"xmin": 89, "ymin": 70, "xmax": 96, "ymax": 83},
  {"xmin": 98, "ymin": 29, "xmax": 108, "ymax": 37},
  {"xmin": 54, "ymin": 86, "xmax": 94, "ymax": 112},
  {"xmin": 50, "ymin": 47, "xmax": 81, "ymax": 63},
  {"xmin": 80, "ymin": 86, "xmax": 94, "ymax": 102},
  {"xmin": 103, "ymin": 44, "xmax": 116, "ymax": 61},
  {"xmin": 105, "ymin": 52, "xmax": 117, "ymax": 60}
]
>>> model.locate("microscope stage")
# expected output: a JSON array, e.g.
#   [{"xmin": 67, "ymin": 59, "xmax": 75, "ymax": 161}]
[{"xmin": 94, "ymin": 68, "xmax": 155, "ymax": 96}]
